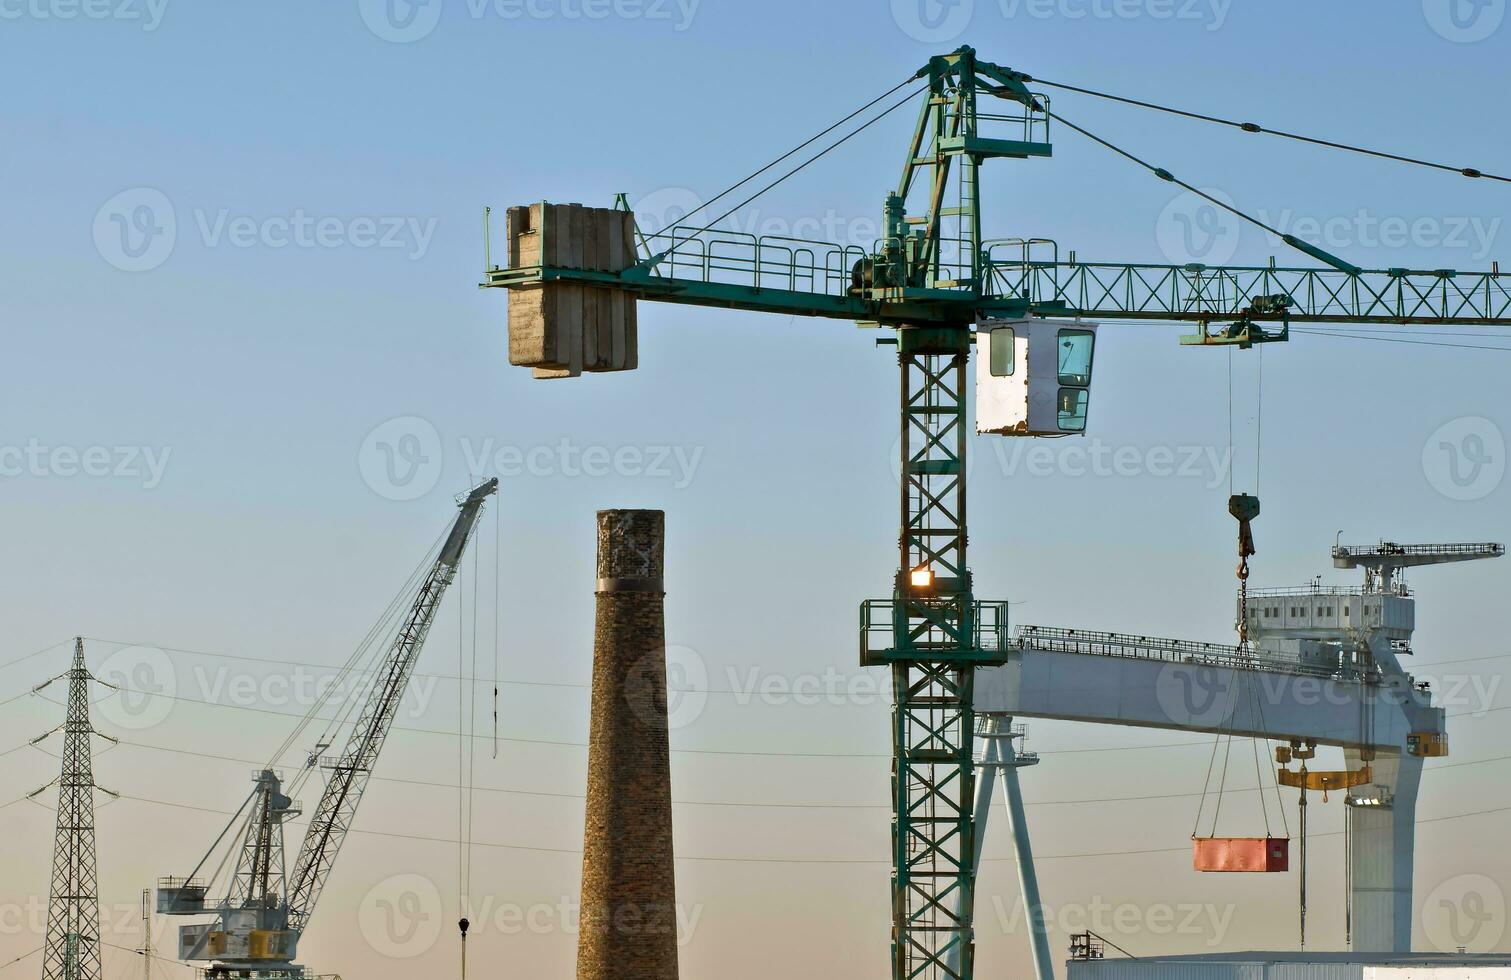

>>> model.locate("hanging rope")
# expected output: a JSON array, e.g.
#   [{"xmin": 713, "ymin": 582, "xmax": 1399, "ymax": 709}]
[
  {"xmin": 457, "ymin": 523, "xmax": 482, "ymax": 980},
  {"xmin": 1194, "ymin": 346, "xmax": 1284, "ymax": 843},
  {"xmin": 493, "ymin": 498, "xmax": 501, "ymax": 761}
]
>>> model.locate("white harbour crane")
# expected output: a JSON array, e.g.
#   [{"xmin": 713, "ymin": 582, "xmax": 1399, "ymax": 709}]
[
  {"xmin": 972, "ymin": 538, "xmax": 1504, "ymax": 978},
  {"xmin": 155, "ymin": 478, "xmax": 498, "ymax": 980}
]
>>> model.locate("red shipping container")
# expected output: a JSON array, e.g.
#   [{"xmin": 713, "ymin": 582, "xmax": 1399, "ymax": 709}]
[{"xmin": 1192, "ymin": 837, "xmax": 1290, "ymax": 873}]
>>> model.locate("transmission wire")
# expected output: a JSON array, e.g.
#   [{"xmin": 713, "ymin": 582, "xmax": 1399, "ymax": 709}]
[
  {"xmin": 665, "ymin": 75, "xmax": 921, "ymax": 231},
  {"xmin": 663, "ymin": 85, "xmax": 926, "ymax": 246},
  {"xmin": 1025, "ymin": 75, "xmax": 1511, "ymax": 183},
  {"xmin": 1045, "ymin": 107, "xmax": 1298, "ymax": 248}
]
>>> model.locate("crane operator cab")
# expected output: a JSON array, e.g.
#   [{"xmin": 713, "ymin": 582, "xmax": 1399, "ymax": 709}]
[{"xmin": 975, "ymin": 318, "xmax": 1099, "ymax": 436}]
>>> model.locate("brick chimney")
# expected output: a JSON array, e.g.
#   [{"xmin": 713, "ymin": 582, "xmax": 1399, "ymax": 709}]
[{"xmin": 577, "ymin": 510, "xmax": 678, "ymax": 980}]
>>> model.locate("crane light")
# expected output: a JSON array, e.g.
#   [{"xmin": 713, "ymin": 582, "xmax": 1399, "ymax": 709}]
[{"xmin": 910, "ymin": 565, "xmax": 934, "ymax": 590}]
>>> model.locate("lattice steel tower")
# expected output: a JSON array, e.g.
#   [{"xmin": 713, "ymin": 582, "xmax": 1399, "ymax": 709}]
[{"xmin": 37, "ymin": 638, "xmax": 112, "ymax": 980}]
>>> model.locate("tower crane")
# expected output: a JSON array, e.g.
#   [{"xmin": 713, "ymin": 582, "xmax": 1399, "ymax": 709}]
[
  {"xmin": 482, "ymin": 45, "xmax": 1511, "ymax": 980},
  {"xmin": 156, "ymin": 478, "xmax": 498, "ymax": 980}
]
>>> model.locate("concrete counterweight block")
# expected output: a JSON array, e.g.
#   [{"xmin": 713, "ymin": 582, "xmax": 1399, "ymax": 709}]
[
  {"xmin": 577, "ymin": 510, "xmax": 677, "ymax": 980},
  {"xmin": 505, "ymin": 202, "xmax": 639, "ymax": 380}
]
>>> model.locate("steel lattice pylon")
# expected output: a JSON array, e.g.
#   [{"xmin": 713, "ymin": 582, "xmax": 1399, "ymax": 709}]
[
  {"xmin": 889, "ymin": 340, "xmax": 986, "ymax": 980},
  {"xmin": 41, "ymin": 639, "xmax": 106, "ymax": 980}
]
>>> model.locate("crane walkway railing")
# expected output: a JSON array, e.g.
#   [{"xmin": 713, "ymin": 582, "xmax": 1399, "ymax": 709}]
[
  {"xmin": 1245, "ymin": 584, "xmax": 1385, "ymax": 598},
  {"xmin": 1333, "ymin": 542, "xmax": 1505, "ymax": 560},
  {"xmin": 1012, "ymin": 625, "xmax": 1343, "ymax": 679},
  {"xmin": 642, "ymin": 226, "xmax": 865, "ymax": 298}
]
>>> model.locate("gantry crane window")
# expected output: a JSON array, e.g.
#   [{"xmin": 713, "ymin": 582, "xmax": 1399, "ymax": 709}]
[
  {"xmin": 1057, "ymin": 329, "xmax": 1095, "ymax": 386},
  {"xmin": 1058, "ymin": 388, "xmax": 1089, "ymax": 432},
  {"xmin": 989, "ymin": 326, "xmax": 1017, "ymax": 377}
]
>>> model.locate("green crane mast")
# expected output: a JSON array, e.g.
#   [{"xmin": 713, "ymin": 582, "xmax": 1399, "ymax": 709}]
[{"xmin": 483, "ymin": 46, "xmax": 1511, "ymax": 980}]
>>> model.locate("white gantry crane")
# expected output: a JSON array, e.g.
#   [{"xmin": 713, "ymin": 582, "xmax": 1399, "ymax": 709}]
[
  {"xmin": 971, "ymin": 538, "xmax": 1503, "ymax": 978},
  {"xmin": 155, "ymin": 478, "xmax": 498, "ymax": 980}
]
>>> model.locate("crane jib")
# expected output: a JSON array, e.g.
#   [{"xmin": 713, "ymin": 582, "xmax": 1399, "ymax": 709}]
[
  {"xmin": 158, "ymin": 477, "xmax": 499, "ymax": 972},
  {"xmin": 287, "ymin": 477, "xmax": 498, "ymax": 933}
]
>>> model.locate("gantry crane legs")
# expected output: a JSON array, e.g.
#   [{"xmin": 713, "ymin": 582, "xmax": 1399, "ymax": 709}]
[
  {"xmin": 972, "ymin": 541, "xmax": 1503, "ymax": 958},
  {"xmin": 485, "ymin": 44, "xmax": 1511, "ymax": 980}
]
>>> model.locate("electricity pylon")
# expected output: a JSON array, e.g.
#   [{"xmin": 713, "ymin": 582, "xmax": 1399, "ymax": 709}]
[{"xmin": 32, "ymin": 638, "xmax": 118, "ymax": 980}]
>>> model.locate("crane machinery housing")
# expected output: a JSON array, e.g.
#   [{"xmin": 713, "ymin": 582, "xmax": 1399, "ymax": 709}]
[
  {"xmin": 155, "ymin": 478, "xmax": 498, "ymax": 980},
  {"xmin": 483, "ymin": 45, "xmax": 1511, "ymax": 980}
]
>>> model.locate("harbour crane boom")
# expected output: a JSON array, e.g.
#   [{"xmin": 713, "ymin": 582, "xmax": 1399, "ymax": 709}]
[
  {"xmin": 286, "ymin": 476, "xmax": 497, "ymax": 933},
  {"xmin": 157, "ymin": 477, "xmax": 498, "ymax": 979}
]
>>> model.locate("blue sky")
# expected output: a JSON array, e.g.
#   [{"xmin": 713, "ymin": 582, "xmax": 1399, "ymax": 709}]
[{"xmin": 2, "ymin": 2, "xmax": 1510, "ymax": 978}]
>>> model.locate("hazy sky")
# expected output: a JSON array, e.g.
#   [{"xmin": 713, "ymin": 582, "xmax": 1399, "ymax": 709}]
[{"xmin": 3, "ymin": 2, "xmax": 1510, "ymax": 978}]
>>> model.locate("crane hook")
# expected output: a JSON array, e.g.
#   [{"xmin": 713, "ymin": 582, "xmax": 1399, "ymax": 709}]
[{"xmin": 459, "ymin": 916, "xmax": 470, "ymax": 980}]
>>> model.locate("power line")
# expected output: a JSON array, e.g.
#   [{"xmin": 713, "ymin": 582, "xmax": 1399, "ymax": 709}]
[
  {"xmin": 94, "ymin": 736, "xmax": 1511, "ymax": 811},
  {"xmin": 46, "ymin": 669, "xmax": 1511, "ymax": 765},
  {"xmin": 22, "ymin": 638, "xmax": 1508, "ymax": 760},
  {"xmin": 96, "ymin": 940, "xmax": 194, "ymax": 978},
  {"xmin": 1294, "ymin": 328, "xmax": 1511, "ymax": 353},
  {"xmin": 71, "ymin": 634, "xmax": 1511, "ymax": 701},
  {"xmin": 86, "ymin": 676, "xmax": 1219, "ymax": 759},
  {"xmin": 0, "ymin": 639, "xmax": 73, "ymax": 674},
  {"xmin": 1026, "ymin": 74, "xmax": 1511, "ymax": 183},
  {"xmin": 108, "ymin": 789, "xmax": 1511, "ymax": 865},
  {"xmin": 1043, "ymin": 107, "xmax": 1300, "ymax": 252},
  {"xmin": 0, "ymin": 947, "xmax": 43, "ymax": 976}
]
